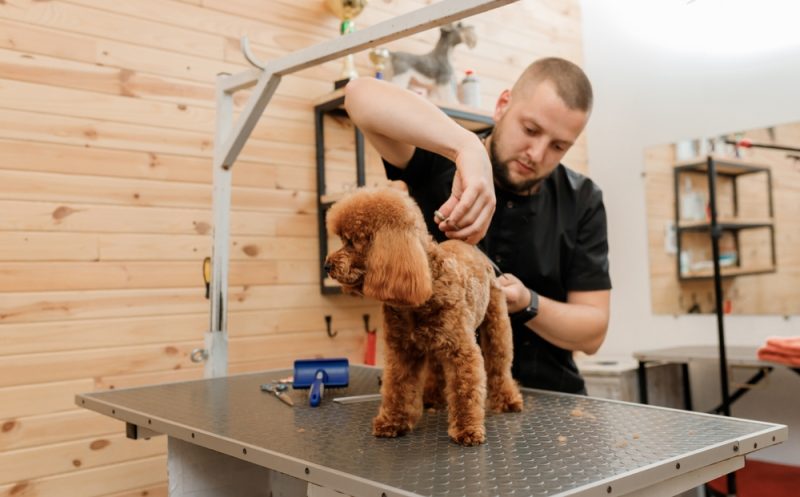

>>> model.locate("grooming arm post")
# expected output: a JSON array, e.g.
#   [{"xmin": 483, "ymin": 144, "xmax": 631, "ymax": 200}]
[
  {"xmin": 206, "ymin": 73, "xmax": 235, "ymax": 378},
  {"xmin": 215, "ymin": 0, "xmax": 518, "ymax": 170}
]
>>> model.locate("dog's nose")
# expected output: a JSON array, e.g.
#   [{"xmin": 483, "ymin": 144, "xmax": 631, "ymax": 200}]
[{"xmin": 323, "ymin": 261, "xmax": 332, "ymax": 274}]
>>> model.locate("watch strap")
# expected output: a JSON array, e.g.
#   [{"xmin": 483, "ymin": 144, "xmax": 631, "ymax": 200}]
[{"xmin": 510, "ymin": 287, "xmax": 539, "ymax": 325}]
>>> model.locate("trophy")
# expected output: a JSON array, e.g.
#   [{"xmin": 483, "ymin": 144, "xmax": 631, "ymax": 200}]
[
  {"xmin": 369, "ymin": 47, "xmax": 390, "ymax": 80},
  {"xmin": 325, "ymin": 0, "xmax": 368, "ymax": 86}
]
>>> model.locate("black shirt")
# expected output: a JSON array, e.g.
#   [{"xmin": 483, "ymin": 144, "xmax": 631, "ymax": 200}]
[{"xmin": 384, "ymin": 146, "xmax": 611, "ymax": 394}]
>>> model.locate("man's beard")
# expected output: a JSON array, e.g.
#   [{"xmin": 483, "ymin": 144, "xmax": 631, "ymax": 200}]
[{"xmin": 489, "ymin": 132, "xmax": 543, "ymax": 195}]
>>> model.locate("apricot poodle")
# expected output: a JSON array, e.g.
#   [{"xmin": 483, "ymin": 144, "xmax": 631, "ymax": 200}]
[{"xmin": 324, "ymin": 187, "xmax": 523, "ymax": 445}]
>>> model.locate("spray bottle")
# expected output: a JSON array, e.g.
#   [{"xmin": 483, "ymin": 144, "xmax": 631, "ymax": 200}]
[{"xmin": 460, "ymin": 69, "xmax": 480, "ymax": 107}]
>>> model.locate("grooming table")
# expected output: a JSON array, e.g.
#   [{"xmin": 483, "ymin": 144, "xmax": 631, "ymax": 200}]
[
  {"xmin": 634, "ymin": 345, "xmax": 800, "ymax": 412},
  {"xmin": 76, "ymin": 365, "xmax": 786, "ymax": 497}
]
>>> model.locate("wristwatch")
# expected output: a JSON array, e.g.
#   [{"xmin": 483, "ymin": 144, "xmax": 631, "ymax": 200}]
[{"xmin": 510, "ymin": 287, "xmax": 539, "ymax": 325}]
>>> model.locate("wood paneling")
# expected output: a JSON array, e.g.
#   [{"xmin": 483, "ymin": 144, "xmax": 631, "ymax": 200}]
[
  {"xmin": 0, "ymin": 0, "xmax": 586, "ymax": 494},
  {"xmin": 0, "ymin": 200, "xmax": 316, "ymax": 236},
  {"xmin": 0, "ymin": 380, "xmax": 94, "ymax": 419},
  {"xmin": 0, "ymin": 456, "xmax": 167, "ymax": 497},
  {"xmin": 1, "ymin": 410, "xmax": 122, "ymax": 452},
  {"xmin": 0, "ymin": 433, "xmax": 166, "ymax": 485}
]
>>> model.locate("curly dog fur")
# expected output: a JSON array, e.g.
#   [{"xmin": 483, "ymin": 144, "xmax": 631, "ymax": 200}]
[{"xmin": 325, "ymin": 187, "xmax": 523, "ymax": 445}]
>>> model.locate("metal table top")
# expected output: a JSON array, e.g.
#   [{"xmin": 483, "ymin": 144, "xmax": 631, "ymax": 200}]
[{"xmin": 77, "ymin": 365, "xmax": 786, "ymax": 497}]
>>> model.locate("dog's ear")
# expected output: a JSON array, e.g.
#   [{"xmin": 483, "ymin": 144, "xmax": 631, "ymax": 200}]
[{"xmin": 363, "ymin": 227, "xmax": 432, "ymax": 306}]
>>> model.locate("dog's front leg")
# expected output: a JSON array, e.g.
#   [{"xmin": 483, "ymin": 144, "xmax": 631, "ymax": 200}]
[{"xmin": 373, "ymin": 345, "xmax": 425, "ymax": 438}]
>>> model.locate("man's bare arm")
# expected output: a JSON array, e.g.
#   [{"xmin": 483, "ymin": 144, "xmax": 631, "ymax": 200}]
[
  {"xmin": 525, "ymin": 290, "xmax": 610, "ymax": 355},
  {"xmin": 343, "ymin": 78, "xmax": 495, "ymax": 243},
  {"xmin": 499, "ymin": 273, "xmax": 610, "ymax": 354}
]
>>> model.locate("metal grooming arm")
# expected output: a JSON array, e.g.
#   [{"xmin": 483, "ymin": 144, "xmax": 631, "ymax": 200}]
[{"xmin": 204, "ymin": 0, "xmax": 519, "ymax": 377}]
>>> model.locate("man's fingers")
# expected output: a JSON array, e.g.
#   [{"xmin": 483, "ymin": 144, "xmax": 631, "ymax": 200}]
[
  {"xmin": 436, "ymin": 194, "xmax": 478, "ymax": 233},
  {"xmin": 441, "ymin": 195, "xmax": 493, "ymax": 239},
  {"xmin": 448, "ymin": 202, "xmax": 494, "ymax": 243},
  {"xmin": 434, "ymin": 208, "xmax": 463, "ymax": 231},
  {"xmin": 435, "ymin": 175, "xmax": 495, "ymax": 243},
  {"xmin": 446, "ymin": 186, "xmax": 485, "ymax": 228},
  {"xmin": 449, "ymin": 196, "xmax": 488, "ymax": 232},
  {"xmin": 444, "ymin": 223, "xmax": 482, "ymax": 244},
  {"xmin": 443, "ymin": 214, "xmax": 491, "ymax": 243},
  {"xmin": 436, "ymin": 196, "xmax": 459, "ymax": 221}
]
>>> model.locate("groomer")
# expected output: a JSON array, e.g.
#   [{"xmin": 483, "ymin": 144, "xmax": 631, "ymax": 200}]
[{"xmin": 343, "ymin": 57, "xmax": 611, "ymax": 394}]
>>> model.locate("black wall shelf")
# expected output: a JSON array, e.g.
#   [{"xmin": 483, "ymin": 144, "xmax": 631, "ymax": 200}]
[{"xmin": 673, "ymin": 157, "xmax": 776, "ymax": 281}]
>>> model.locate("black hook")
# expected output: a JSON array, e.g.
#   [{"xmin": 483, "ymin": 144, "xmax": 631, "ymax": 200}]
[
  {"xmin": 325, "ymin": 315, "xmax": 337, "ymax": 338},
  {"xmin": 363, "ymin": 314, "xmax": 371, "ymax": 333},
  {"xmin": 688, "ymin": 293, "xmax": 701, "ymax": 314}
]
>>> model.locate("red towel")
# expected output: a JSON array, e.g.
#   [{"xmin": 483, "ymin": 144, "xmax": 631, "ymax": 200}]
[{"xmin": 758, "ymin": 336, "xmax": 800, "ymax": 367}]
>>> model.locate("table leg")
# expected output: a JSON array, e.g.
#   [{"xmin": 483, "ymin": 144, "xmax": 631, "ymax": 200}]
[
  {"xmin": 167, "ymin": 437, "xmax": 306, "ymax": 497},
  {"xmin": 637, "ymin": 361, "xmax": 649, "ymax": 404},
  {"xmin": 681, "ymin": 363, "xmax": 693, "ymax": 411}
]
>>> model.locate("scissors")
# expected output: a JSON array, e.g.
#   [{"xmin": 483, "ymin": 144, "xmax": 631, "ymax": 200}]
[
  {"xmin": 260, "ymin": 382, "xmax": 294, "ymax": 407},
  {"xmin": 434, "ymin": 210, "xmax": 503, "ymax": 277}
]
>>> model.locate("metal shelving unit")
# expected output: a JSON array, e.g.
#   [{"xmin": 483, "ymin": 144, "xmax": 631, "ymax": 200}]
[{"xmin": 673, "ymin": 157, "xmax": 776, "ymax": 281}]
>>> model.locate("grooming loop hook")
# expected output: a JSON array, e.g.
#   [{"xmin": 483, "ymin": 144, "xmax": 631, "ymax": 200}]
[
  {"xmin": 325, "ymin": 315, "xmax": 338, "ymax": 338},
  {"xmin": 241, "ymin": 36, "xmax": 266, "ymax": 70}
]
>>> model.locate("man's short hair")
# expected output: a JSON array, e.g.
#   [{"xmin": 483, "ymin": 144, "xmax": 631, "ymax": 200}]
[{"xmin": 512, "ymin": 57, "xmax": 593, "ymax": 112}]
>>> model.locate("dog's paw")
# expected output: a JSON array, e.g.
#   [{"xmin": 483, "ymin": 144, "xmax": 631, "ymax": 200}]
[
  {"xmin": 372, "ymin": 415, "xmax": 410, "ymax": 438},
  {"xmin": 449, "ymin": 426, "xmax": 486, "ymax": 446},
  {"xmin": 488, "ymin": 389, "xmax": 524, "ymax": 413}
]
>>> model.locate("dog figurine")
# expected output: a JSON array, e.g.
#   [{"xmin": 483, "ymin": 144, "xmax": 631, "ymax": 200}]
[
  {"xmin": 384, "ymin": 22, "xmax": 477, "ymax": 103},
  {"xmin": 324, "ymin": 187, "xmax": 523, "ymax": 445}
]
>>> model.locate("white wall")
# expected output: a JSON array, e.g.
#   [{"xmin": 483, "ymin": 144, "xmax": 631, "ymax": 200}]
[{"xmin": 579, "ymin": 0, "xmax": 800, "ymax": 464}]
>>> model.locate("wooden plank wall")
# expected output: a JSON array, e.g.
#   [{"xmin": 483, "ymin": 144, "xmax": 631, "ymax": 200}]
[
  {"xmin": 0, "ymin": 0, "xmax": 585, "ymax": 494},
  {"xmin": 644, "ymin": 122, "xmax": 800, "ymax": 315}
]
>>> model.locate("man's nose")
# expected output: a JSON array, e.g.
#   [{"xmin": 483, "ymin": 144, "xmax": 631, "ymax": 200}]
[{"xmin": 525, "ymin": 138, "xmax": 547, "ymax": 164}]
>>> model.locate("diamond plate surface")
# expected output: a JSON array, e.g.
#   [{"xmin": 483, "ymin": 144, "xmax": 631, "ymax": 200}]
[{"xmin": 82, "ymin": 366, "xmax": 781, "ymax": 496}]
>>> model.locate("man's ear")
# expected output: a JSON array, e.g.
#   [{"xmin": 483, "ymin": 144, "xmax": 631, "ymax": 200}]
[
  {"xmin": 494, "ymin": 89, "xmax": 511, "ymax": 122},
  {"xmin": 363, "ymin": 227, "xmax": 432, "ymax": 306}
]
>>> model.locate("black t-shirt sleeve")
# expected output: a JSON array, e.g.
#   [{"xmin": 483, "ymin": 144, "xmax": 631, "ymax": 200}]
[
  {"xmin": 566, "ymin": 186, "xmax": 612, "ymax": 291},
  {"xmin": 383, "ymin": 147, "xmax": 442, "ymax": 186},
  {"xmin": 382, "ymin": 148, "xmax": 457, "ymax": 243}
]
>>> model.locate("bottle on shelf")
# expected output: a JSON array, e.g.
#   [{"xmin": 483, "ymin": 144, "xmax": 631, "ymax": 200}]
[
  {"xmin": 680, "ymin": 177, "xmax": 705, "ymax": 222},
  {"xmin": 459, "ymin": 69, "xmax": 480, "ymax": 107}
]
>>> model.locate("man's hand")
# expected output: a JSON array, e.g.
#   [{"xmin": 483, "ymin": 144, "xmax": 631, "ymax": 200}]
[
  {"xmin": 343, "ymin": 78, "xmax": 494, "ymax": 244},
  {"xmin": 500, "ymin": 282, "xmax": 611, "ymax": 355},
  {"xmin": 435, "ymin": 142, "xmax": 495, "ymax": 244},
  {"xmin": 497, "ymin": 273, "xmax": 531, "ymax": 313}
]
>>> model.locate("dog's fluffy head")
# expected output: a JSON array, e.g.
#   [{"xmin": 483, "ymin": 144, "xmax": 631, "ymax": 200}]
[
  {"xmin": 442, "ymin": 22, "xmax": 477, "ymax": 50},
  {"xmin": 325, "ymin": 187, "xmax": 433, "ymax": 306}
]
